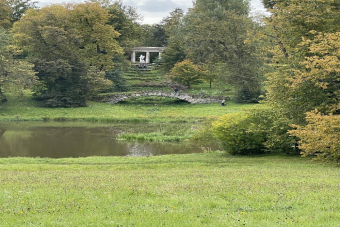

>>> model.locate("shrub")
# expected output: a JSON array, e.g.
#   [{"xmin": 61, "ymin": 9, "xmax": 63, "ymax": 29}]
[
  {"xmin": 289, "ymin": 112, "xmax": 340, "ymax": 163},
  {"xmin": 211, "ymin": 113, "xmax": 266, "ymax": 155},
  {"xmin": 252, "ymin": 109, "xmax": 298, "ymax": 154},
  {"xmin": 206, "ymin": 108, "xmax": 298, "ymax": 155}
]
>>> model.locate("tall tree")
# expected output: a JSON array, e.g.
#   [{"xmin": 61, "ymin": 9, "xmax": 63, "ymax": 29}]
[
  {"xmin": 8, "ymin": 0, "xmax": 36, "ymax": 23},
  {"xmin": 261, "ymin": 0, "xmax": 340, "ymax": 161},
  {"xmin": 105, "ymin": 1, "xmax": 143, "ymax": 49},
  {"xmin": 159, "ymin": 8, "xmax": 186, "ymax": 72},
  {"xmin": 0, "ymin": 28, "xmax": 36, "ymax": 101},
  {"xmin": 0, "ymin": 0, "xmax": 36, "ymax": 29},
  {"xmin": 0, "ymin": 0, "xmax": 11, "ymax": 28},
  {"xmin": 182, "ymin": 0, "xmax": 264, "ymax": 102},
  {"xmin": 13, "ymin": 3, "xmax": 122, "ymax": 107},
  {"xmin": 139, "ymin": 24, "xmax": 167, "ymax": 47},
  {"xmin": 263, "ymin": 0, "xmax": 340, "ymax": 123}
]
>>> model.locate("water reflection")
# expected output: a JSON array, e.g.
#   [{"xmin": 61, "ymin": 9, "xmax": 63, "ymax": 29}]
[{"xmin": 0, "ymin": 122, "xmax": 216, "ymax": 158}]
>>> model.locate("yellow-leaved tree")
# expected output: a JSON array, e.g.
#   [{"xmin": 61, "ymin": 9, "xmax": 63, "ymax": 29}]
[{"xmin": 289, "ymin": 112, "xmax": 340, "ymax": 163}]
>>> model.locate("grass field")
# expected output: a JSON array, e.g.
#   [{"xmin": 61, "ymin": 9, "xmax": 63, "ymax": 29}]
[
  {"xmin": 0, "ymin": 94, "xmax": 259, "ymax": 123},
  {"xmin": 1, "ymin": 152, "xmax": 339, "ymax": 226}
]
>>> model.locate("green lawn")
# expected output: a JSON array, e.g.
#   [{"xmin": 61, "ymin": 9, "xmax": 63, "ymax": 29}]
[
  {"xmin": 0, "ymin": 153, "xmax": 339, "ymax": 226},
  {"xmin": 0, "ymin": 94, "xmax": 260, "ymax": 123}
]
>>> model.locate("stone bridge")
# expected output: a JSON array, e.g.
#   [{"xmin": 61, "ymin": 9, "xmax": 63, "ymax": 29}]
[{"xmin": 96, "ymin": 91, "xmax": 224, "ymax": 104}]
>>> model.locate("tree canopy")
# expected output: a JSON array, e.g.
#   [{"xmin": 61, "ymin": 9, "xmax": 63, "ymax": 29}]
[{"xmin": 12, "ymin": 2, "xmax": 122, "ymax": 107}]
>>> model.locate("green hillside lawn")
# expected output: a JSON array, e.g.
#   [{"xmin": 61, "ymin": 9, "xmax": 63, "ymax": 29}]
[
  {"xmin": 0, "ymin": 94, "xmax": 260, "ymax": 123},
  {"xmin": 0, "ymin": 153, "xmax": 339, "ymax": 226}
]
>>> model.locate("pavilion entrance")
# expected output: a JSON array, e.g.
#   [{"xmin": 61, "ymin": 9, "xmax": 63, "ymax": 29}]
[{"xmin": 130, "ymin": 47, "xmax": 165, "ymax": 64}]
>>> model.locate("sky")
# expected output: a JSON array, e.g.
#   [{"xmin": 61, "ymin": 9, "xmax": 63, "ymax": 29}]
[{"xmin": 37, "ymin": 0, "xmax": 268, "ymax": 24}]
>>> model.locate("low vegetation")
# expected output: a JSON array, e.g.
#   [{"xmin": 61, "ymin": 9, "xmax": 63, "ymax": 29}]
[
  {"xmin": 0, "ymin": 93, "xmax": 259, "ymax": 123},
  {"xmin": 1, "ymin": 153, "xmax": 339, "ymax": 226}
]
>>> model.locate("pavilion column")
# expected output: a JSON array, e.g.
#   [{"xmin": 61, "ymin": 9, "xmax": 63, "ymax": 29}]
[
  {"xmin": 146, "ymin": 52, "xmax": 150, "ymax": 64},
  {"xmin": 131, "ymin": 51, "xmax": 136, "ymax": 63}
]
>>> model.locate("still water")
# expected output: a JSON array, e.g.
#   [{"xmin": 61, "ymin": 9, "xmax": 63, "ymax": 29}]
[{"xmin": 0, "ymin": 122, "xmax": 214, "ymax": 158}]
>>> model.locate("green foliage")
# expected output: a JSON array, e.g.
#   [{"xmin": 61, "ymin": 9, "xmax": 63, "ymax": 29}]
[
  {"xmin": 160, "ymin": 37, "xmax": 186, "ymax": 72},
  {"xmin": 83, "ymin": 67, "xmax": 113, "ymax": 98},
  {"xmin": 0, "ymin": 28, "xmax": 36, "ymax": 99},
  {"xmin": 205, "ymin": 108, "xmax": 297, "ymax": 155},
  {"xmin": 105, "ymin": 69, "xmax": 129, "ymax": 92},
  {"xmin": 12, "ymin": 3, "xmax": 123, "ymax": 107},
  {"xmin": 250, "ymin": 108, "xmax": 297, "ymax": 154},
  {"xmin": 167, "ymin": 59, "xmax": 203, "ymax": 88},
  {"xmin": 264, "ymin": 0, "xmax": 340, "ymax": 123},
  {"xmin": 0, "ymin": 0, "xmax": 11, "ymax": 29},
  {"xmin": 0, "ymin": 0, "xmax": 36, "ymax": 29},
  {"xmin": 106, "ymin": 0, "xmax": 142, "ymax": 49},
  {"xmin": 32, "ymin": 59, "xmax": 88, "ymax": 108},
  {"xmin": 191, "ymin": 117, "xmax": 217, "ymax": 143},
  {"xmin": 234, "ymin": 86, "xmax": 262, "ymax": 104},
  {"xmin": 261, "ymin": 0, "xmax": 276, "ymax": 9},
  {"xmin": 139, "ymin": 24, "xmax": 167, "ymax": 47},
  {"xmin": 8, "ymin": 0, "xmax": 36, "ymax": 23},
  {"xmin": 289, "ymin": 112, "xmax": 340, "ymax": 163},
  {"xmin": 212, "ymin": 113, "xmax": 266, "ymax": 155},
  {"xmin": 181, "ymin": 0, "xmax": 264, "ymax": 102}
]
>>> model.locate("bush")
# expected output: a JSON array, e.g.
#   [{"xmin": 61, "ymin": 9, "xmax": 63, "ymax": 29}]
[
  {"xmin": 211, "ymin": 113, "xmax": 266, "ymax": 155},
  {"xmin": 252, "ymin": 109, "xmax": 298, "ymax": 154},
  {"xmin": 206, "ymin": 108, "xmax": 298, "ymax": 155},
  {"xmin": 289, "ymin": 112, "xmax": 340, "ymax": 163}
]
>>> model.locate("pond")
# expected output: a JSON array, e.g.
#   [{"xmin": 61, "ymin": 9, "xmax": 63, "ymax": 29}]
[{"xmin": 0, "ymin": 122, "xmax": 218, "ymax": 158}]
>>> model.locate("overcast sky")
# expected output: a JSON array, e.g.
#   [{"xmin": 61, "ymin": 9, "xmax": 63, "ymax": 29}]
[{"xmin": 37, "ymin": 0, "xmax": 268, "ymax": 24}]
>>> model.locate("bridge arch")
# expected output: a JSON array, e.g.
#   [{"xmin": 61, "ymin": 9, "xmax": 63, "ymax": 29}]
[{"xmin": 101, "ymin": 92, "xmax": 222, "ymax": 104}]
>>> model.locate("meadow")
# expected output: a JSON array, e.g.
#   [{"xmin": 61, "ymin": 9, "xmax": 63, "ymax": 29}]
[
  {"xmin": 1, "ymin": 153, "xmax": 339, "ymax": 226},
  {"xmin": 1, "ymin": 93, "xmax": 339, "ymax": 226},
  {"xmin": 0, "ymin": 94, "xmax": 258, "ymax": 123}
]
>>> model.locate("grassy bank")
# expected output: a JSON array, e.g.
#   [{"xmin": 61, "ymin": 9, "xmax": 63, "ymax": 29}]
[
  {"xmin": 0, "ymin": 153, "xmax": 339, "ymax": 226},
  {"xmin": 0, "ymin": 94, "xmax": 260, "ymax": 123}
]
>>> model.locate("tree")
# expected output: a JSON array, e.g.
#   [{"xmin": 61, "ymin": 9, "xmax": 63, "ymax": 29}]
[
  {"xmin": 263, "ymin": 0, "xmax": 340, "ymax": 123},
  {"xmin": 167, "ymin": 60, "xmax": 203, "ymax": 88},
  {"xmin": 104, "ymin": 69, "xmax": 129, "ymax": 92},
  {"xmin": 260, "ymin": 0, "xmax": 340, "ymax": 162},
  {"xmin": 0, "ymin": 28, "xmax": 36, "ymax": 101},
  {"xmin": 161, "ymin": 8, "xmax": 184, "ymax": 37},
  {"xmin": 0, "ymin": 0, "xmax": 11, "ymax": 29},
  {"xmin": 182, "ymin": 0, "xmax": 264, "ymax": 102},
  {"xmin": 159, "ymin": 8, "xmax": 186, "ymax": 72},
  {"xmin": 0, "ymin": 0, "xmax": 36, "ymax": 29},
  {"xmin": 105, "ymin": 1, "xmax": 143, "ymax": 50},
  {"xmin": 8, "ymin": 0, "xmax": 36, "ymax": 23},
  {"xmin": 289, "ymin": 112, "xmax": 340, "ymax": 163},
  {"xmin": 160, "ymin": 37, "xmax": 186, "ymax": 72},
  {"xmin": 12, "ymin": 3, "xmax": 123, "ymax": 107},
  {"xmin": 138, "ymin": 24, "xmax": 167, "ymax": 47}
]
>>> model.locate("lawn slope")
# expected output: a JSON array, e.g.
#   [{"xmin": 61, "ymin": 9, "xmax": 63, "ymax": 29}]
[{"xmin": 1, "ymin": 153, "xmax": 339, "ymax": 226}]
